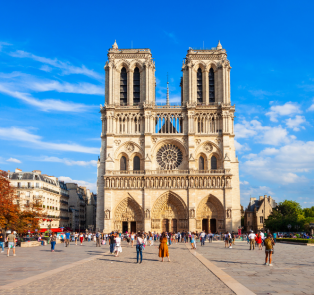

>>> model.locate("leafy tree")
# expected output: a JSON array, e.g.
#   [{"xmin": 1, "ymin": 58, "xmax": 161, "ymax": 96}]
[
  {"xmin": 303, "ymin": 206, "xmax": 314, "ymax": 218},
  {"xmin": 265, "ymin": 200, "xmax": 304, "ymax": 232},
  {"xmin": 0, "ymin": 170, "xmax": 43, "ymax": 234}
]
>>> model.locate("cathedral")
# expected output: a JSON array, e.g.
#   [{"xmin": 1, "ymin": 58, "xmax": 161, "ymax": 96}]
[{"xmin": 96, "ymin": 40, "xmax": 240, "ymax": 234}]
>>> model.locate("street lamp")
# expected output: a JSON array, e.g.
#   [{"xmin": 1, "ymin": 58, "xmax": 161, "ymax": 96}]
[{"xmin": 310, "ymin": 223, "xmax": 314, "ymax": 236}]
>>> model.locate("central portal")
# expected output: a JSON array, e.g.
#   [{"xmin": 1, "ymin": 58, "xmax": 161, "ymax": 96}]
[
  {"xmin": 202, "ymin": 219, "xmax": 209, "ymax": 233},
  {"xmin": 152, "ymin": 191, "xmax": 188, "ymax": 233}
]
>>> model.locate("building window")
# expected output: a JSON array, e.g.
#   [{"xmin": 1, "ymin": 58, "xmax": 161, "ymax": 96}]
[
  {"xmin": 120, "ymin": 67, "xmax": 127, "ymax": 105},
  {"xmin": 120, "ymin": 156, "xmax": 127, "ymax": 171},
  {"xmin": 197, "ymin": 68, "xmax": 203, "ymax": 104},
  {"xmin": 211, "ymin": 156, "xmax": 217, "ymax": 170},
  {"xmin": 28, "ymin": 182, "xmax": 32, "ymax": 188},
  {"xmin": 17, "ymin": 182, "xmax": 21, "ymax": 188},
  {"xmin": 248, "ymin": 221, "xmax": 250, "ymax": 226},
  {"xmin": 133, "ymin": 156, "xmax": 140, "ymax": 171},
  {"xmin": 133, "ymin": 67, "xmax": 140, "ymax": 105},
  {"xmin": 199, "ymin": 156, "xmax": 205, "ymax": 170},
  {"xmin": 260, "ymin": 216, "xmax": 264, "ymax": 223},
  {"xmin": 36, "ymin": 183, "xmax": 39, "ymax": 188},
  {"xmin": 209, "ymin": 68, "xmax": 215, "ymax": 102}
]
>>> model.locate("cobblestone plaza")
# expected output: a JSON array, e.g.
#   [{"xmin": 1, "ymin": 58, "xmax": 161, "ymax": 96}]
[{"xmin": 1, "ymin": 241, "xmax": 313, "ymax": 295}]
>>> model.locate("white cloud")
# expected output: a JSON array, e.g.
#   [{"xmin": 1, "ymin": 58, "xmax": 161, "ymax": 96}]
[
  {"xmin": 6, "ymin": 158, "xmax": 21, "ymax": 163},
  {"xmin": 58, "ymin": 176, "xmax": 96, "ymax": 193},
  {"xmin": 9, "ymin": 50, "xmax": 103, "ymax": 81},
  {"xmin": 241, "ymin": 140, "xmax": 314, "ymax": 184},
  {"xmin": 285, "ymin": 115, "xmax": 306, "ymax": 131},
  {"xmin": 164, "ymin": 31, "xmax": 178, "ymax": 44},
  {"xmin": 38, "ymin": 156, "xmax": 97, "ymax": 166},
  {"xmin": 0, "ymin": 84, "xmax": 95, "ymax": 112},
  {"xmin": 266, "ymin": 102, "xmax": 301, "ymax": 122},
  {"xmin": 0, "ymin": 127, "xmax": 99, "ymax": 154},
  {"xmin": 240, "ymin": 180, "xmax": 249, "ymax": 185},
  {"xmin": 234, "ymin": 140, "xmax": 250, "ymax": 152},
  {"xmin": 0, "ymin": 42, "xmax": 12, "ymax": 51},
  {"xmin": 235, "ymin": 119, "xmax": 290, "ymax": 146},
  {"xmin": 307, "ymin": 99, "xmax": 314, "ymax": 111}
]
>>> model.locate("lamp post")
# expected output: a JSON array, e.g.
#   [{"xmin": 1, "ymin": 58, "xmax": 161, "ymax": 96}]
[
  {"xmin": 310, "ymin": 223, "xmax": 314, "ymax": 237},
  {"xmin": 287, "ymin": 224, "xmax": 291, "ymax": 236}
]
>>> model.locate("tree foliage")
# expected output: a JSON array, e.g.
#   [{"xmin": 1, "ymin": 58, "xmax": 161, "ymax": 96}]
[
  {"xmin": 265, "ymin": 200, "xmax": 314, "ymax": 232},
  {"xmin": 0, "ymin": 170, "xmax": 43, "ymax": 233}
]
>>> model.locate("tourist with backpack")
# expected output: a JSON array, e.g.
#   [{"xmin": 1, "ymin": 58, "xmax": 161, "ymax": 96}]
[{"xmin": 96, "ymin": 231, "xmax": 101, "ymax": 247}]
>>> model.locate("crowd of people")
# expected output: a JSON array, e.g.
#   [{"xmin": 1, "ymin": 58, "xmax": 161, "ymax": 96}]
[{"xmin": 0, "ymin": 227, "xmax": 281, "ymax": 266}]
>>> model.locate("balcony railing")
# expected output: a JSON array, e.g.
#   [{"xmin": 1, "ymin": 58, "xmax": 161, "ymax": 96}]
[
  {"xmin": 43, "ymin": 187, "xmax": 60, "ymax": 195},
  {"xmin": 60, "ymin": 200, "xmax": 68, "ymax": 205},
  {"xmin": 106, "ymin": 169, "xmax": 230, "ymax": 175}
]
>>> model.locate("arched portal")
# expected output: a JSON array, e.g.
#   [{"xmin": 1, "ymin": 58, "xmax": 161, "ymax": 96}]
[
  {"xmin": 113, "ymin": 196, "xmax": 144, "ymax": 233},
  {"xmin": 151, "ymin": 191, "xmax": 188, "ymax": 232},
  {"xmin": 196, "ymin": 195, "xmax": 224, "ymax": 233}
]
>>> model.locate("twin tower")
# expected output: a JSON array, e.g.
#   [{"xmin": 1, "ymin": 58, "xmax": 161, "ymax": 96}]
[{"xmin": 96, "ymin": 41, "xmax": 240, "ymax": 234}]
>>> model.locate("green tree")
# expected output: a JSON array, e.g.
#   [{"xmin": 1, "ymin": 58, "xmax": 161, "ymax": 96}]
[
  {"xmin": 303, "ymin": 206, "xmax": 314, "ymax": 218},
  {"xmin": 265, "ymin": 200, "xmax": 304, "ymax": 232}
]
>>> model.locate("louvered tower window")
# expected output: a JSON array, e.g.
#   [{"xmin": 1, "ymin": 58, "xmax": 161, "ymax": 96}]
[
  {"xmin": 199, "ymin": 156, "xmax": 205, "ymax": 170},
  {"xmin": 133, "ymin": 156, "xmax": 140, "ymax": 171},
  {"xmin": 120, "ymin": 67, "xmax": 127, "ymax": 105},
  {"xmin": 211, "ymin": 156, "xmax": 217, "ymax": 170},
  {"xmin": 133, "ymin": 67, "xmax": 140, "ymax": 105},
  {"xmin": 209, "ymin": 68, "xmax": 215, "ymax": 102},
  {"xmin": 120, "ymin": 156, "xmax": 127, "ymax": 171},
  {"xmin": 197, "ymin": 68, "xmax": 203, "ymax": 104}
]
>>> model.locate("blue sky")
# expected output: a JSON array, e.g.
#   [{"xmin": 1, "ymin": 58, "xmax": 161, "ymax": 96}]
[{"xmin": 0, "ymin": 1, "xmax": 314, "ymax": 207}]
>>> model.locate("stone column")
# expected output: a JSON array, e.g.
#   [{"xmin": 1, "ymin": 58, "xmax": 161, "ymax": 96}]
[
  {"xmin": 128, "ymin": 69, "xmax": 134, "ymax": 106},
  {"xmin": 204, "ymin": 69, "xmax": 209, "ymax": 105}
]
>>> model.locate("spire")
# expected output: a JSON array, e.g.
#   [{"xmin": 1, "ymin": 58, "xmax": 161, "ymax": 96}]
[
  {"xmin": 217, "ymin": 40, "xmax": 222, "ymax": 50},
  {"xmin": 112, "ymin": 40, "xmax": 118, "ymax": 49},
  {"xmin": 166, "ymin": 73, "xmax": 170, "ymax": 106}
]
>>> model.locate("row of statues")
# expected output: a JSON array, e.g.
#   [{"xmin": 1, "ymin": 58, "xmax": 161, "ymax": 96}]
[{"xmin": 105, "ymin": 176, "xmax": 231, "ymax": 189}]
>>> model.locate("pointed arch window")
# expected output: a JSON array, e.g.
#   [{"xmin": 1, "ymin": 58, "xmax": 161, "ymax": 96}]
[
  {"xmin": 209, "ymin": 68, "xmax": 215, "ymax": 102},
  {"xmin": 133, "ymin": 156, "xmax": 140, "ymax": 171},
  {"xmin": 120, "ymin": 67, "xmax": 127, "ymax": 105},
  {"xmin": 211, "ymin": 156, "xmax": 217, "ymax": 170},
  {"xmin": 133, "ymin": 67, "xmax": 140, "ymax": 105},
  {"xmin": 197, "ymin": 68, "xmax": 203, "ymax": 104},
  {"xmin": 120, "ymin": 156, "xmax": 127, "ymax": 171},
  {"xmin": 199, "ymin": 156, "xmax": 205, "ymax": 171}
]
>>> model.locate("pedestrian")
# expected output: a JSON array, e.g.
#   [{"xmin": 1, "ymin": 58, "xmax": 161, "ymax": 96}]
[
  {"xmin": 114, "ymin": 233, "xmax": 122, "ymax": 257},
  {"xmin": 224, "ymin": 232, "xmax": 229, "ymax": 248},
  {"xmin": 109, "ymin": 232, "xmax": 115, "ymax": 254},
  {"xmin": 232, "ymin": 231, "xmax": 235, "ymax": 245},
  {"xmin": 136, "ymin": 232, "xmax": 144, "ymax": 264},
  {"xmin": 200, "ymin": 231, "xmax": 205, "ymax": 246},
  {"xmin": 131, "ymin": 232, "xmax": 135, "ymax": 247},
  {"xmin": 6, "ymin": 230, "xmax": 16, "ymax": 257},
  {"xmin": 79, "ymin": 233, "xmax": 84, "ymax": 245},
  {"xmin": 256, "ymin": 232, "xmax": 263, "ymax": 250},
  {"xmin": 0, "ymin": 229, "xmax": 4, "ymax": 253},
  {"xmin": 51, "ymin": 233, "xmax": 57, "ymax": 252},
  {"xmin": 65, "ymin": 231, "xmax": 70, "ymax": 247},
  {"xmin": 228, "ymin": 232, "xmax": 232, "ymax": 248},
  {"xmin": 159, "ymin": 232, "xmax": 170, "ymax": 262},
  {"xmin": 96, "ymin": 231, "xmax": 101, "ymax": 247},
  {"xmin": 248, "ymin": 231, "xmax": 256, "ymax": 250},
  {"xmin": 264, "ymin": 234, "xmax": 275, "ymax": 266},
  {"xmin": 191, "ymin": 232, "xmax": 195, "ymax": 249},
  {"xmin": 74, "ymin": 232, "xmax": 78, "ymax": 245},
  {"xmin": 273, "ymin": 232, "xmax": 277, "ymax": 243}
]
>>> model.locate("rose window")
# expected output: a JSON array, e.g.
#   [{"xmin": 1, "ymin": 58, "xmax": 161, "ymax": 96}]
[{"xmin": 157, "ymin": 144, "xmax": 183, "ymax": 170}]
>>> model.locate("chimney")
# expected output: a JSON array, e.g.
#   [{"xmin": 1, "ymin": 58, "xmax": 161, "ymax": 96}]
[
  {"xmin": 15, "ymin": 168, "xmax": 22, "ymax": 173},
  {"xmin": 32, "ymin": 170, "xmax": 41, "ymax": 174},
  {"xmin": 259, "ymin": 196, "xmax": 263, "ymax": 201}
]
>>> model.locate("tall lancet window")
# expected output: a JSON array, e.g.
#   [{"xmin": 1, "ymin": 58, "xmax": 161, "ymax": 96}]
[
  {"xmin": 120, "ymin": 156, "xmax": 127, "ymax": 171},
  {"xmin": 197, "ymin": 68, "xmax": 203, "ymax": 104},
  {"xmin": 199, "ymin": 156, "xmax": 205, "ymax": 171},
  {"xmin": 209, "ymin": 68, "xmax": 215, "ymax": 102},
  {"xmin": 211, "ymin": 156, "xmax": 217, "ymax": 170},
  {"xmin": 133, "ymin": 67, "xmax": 140, "ymax": 105},
  {"xmin": 120, "ymin": 67, "xmax": 127, "ymax": 105}
]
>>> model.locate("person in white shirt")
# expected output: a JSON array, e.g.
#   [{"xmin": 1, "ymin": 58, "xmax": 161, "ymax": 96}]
[
  {"xmin": 248, "ymin": 231, "xmax": 256, "ymax": 250},
  {"xmin": 200, "ymin": 231, "xmax": 205, "ymax": 246},
  {"xmin": 114, "ymin": 234, "xmax": 122, "ymax": 257}
]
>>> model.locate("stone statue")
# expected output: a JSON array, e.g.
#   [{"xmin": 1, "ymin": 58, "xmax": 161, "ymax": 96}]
[
  {"xmin": 221, "ymin": 178, "xmax": 224, "ymax": 188},
  {"xmin": 227, "ymin": 178, "xmax": 230, "ymax": 187},
  {"xmin": 191, "ymin": 178, "xmax": 194, "ymax": 188},
  {"xmin": 212, "ymin": 177, "xmax": 216, "ymax": 187}
]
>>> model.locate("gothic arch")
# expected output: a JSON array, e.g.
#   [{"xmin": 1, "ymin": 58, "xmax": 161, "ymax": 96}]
[
  {"xmin": 193, "ymin": 61, "xmax": 206, "ymax": 72},
  {"xmin": 116, "ymin": 60, "xmax": 130, "ymax": 71},
  {"xmin": 129, "ymin": 60, "xmax": 144, "ymax": 72},
  {"xmin": 151, "ymin": 191, "xmax": 188, "ymax": 220},
  {"xmin": 194, "ymin": 140, "xmax": 222, "ymax": 159},
  {"xmin": 114, "ymin": 141, "xmax": 144, "ymax": 160},
  {"xmin": 206, "ymin": 61, "xmax": 218, "ymax": 72},
  {"xmin": 151, "ymin": 138, "xmax": 188, "ymax": 158}
]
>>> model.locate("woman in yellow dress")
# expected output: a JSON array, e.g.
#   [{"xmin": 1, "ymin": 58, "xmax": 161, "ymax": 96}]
[{"xmin": 159, "ymin": 232, "xmax": 170, "ymax": 262}]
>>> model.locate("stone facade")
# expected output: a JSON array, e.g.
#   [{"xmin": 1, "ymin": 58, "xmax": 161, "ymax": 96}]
[
  {"xmin": 8, "ymin": 169, "xmax": 71, "ymax": 229},
  {"xmin": 96, "ymin": 41, "xmax": 241, "ymax": 233},
  {"xmin": 244, "ymin": 195, "xmax": 277, "ymax": 232}
]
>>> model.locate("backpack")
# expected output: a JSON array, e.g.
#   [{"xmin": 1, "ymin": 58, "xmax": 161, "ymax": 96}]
[{"xmin": 96, "ymin": 233, "xmax": 99, "ymax": 238}]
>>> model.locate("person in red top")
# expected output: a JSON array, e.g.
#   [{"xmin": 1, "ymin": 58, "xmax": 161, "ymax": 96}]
[{"xmin": 256, "ymin": 232, "xmax": 263, "ymax": 250}]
